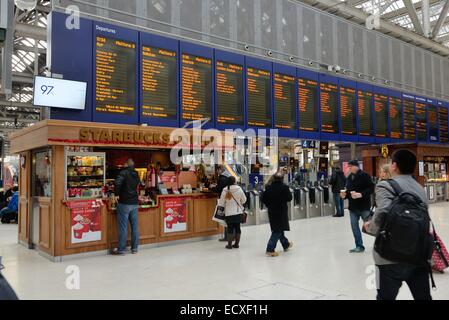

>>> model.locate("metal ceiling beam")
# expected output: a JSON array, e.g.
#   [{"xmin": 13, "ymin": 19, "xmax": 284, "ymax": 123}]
[
  {"xmin": 382, "ymin": 0, "xmax": 441, "ymax": 20},
  {"xmin": 13, "ymin": 44, "xmax": 46, "ymax": 55},
  {"xmin": 346, "ymin": 0, "xmax": 370, "ymax": 7},
  {"xmin": 432, "ymin": 0, "xmax": 449, "ymax": 38},
  {"xmin": 298, "ymin": 0, "xmax": 449, "ymax": 56},
  {"xmin": 14, "ymin": 23, "xmax": 47, "ymax": 41},
  {"xmin": 403, "ymin": 0, "xmax": 425, "ymax": 35}
]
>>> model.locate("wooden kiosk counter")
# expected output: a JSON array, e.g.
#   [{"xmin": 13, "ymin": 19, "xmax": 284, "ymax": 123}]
[{"xmin": 10, "ymin": 120, "xmax": 224, "ymax": 261}]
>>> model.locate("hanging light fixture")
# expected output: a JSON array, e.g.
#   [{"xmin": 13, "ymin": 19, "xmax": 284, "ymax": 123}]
[{"xmin": 14, "ymin": 0, "xmax": 37, "ymax": 11}]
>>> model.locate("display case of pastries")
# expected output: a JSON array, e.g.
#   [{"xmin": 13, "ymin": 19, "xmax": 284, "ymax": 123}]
[{"xmin": 65, "ymin": 152, "xmax": 106, "ymax": 200}]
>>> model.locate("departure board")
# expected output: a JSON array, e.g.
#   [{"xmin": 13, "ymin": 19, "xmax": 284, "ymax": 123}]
[
  {"xmin": 403, "ymin": 99, "xmax": 416, "ymax": 140},
  {"xmin": 141, "ymin": 46, "xmax": 177, "ymax": 120},
  {"xmin": 416, "ymin": 102, "xmax": 428, "ymax": 142},
  {"xmin": 320, "ymin": 83, "xmax": 339, "ymax": 133},
  {"xmin": 439, "ymin": 107, "xmax": 449, "ymax": 143},
  {"xmin": 358, "ymin": 91, "xmax": 374, "ymax": 136},
  {"xmin": 428, "ymin": 106, "xmax": 439, "ymax": 142},
  {"xmin": 340, "ymin": 86, "xmax": 357, "ymax": 135},
  {"xmin": 299, "ymin": 79, "xmax": 319, "ymax": 132},
  {"xmin": 181, "ymin": 54, "xmax": 212, "ymax": 121},
  {"xmin": 247, "ymin": 67, "xmax": 272, "ymax": 127},
  {"xmin": 390, "ymin": 97, "xmax": 403, "ymax": 139},
  {"xmin": 374, "ymin": 94, "xmax": 389, "ymax": 138},
  {"xmin": 216, "ymin": 61, "xmax": 244, "ymax": 126},
  {"xmin": 274, "ymin": 73, "xmax": 296, "ymax": 130},
  {"xmin": 96, "ymin": 36, "xmax": 136, "ymax": 115}
]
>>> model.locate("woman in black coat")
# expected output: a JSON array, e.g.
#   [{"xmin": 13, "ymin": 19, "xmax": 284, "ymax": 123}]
[{"xmin": 262, "ymin": 173, "xmax": 293, "ymax": 257}]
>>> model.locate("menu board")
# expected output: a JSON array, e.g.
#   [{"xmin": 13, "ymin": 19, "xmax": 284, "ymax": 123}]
[
  {"xmin": 247, "ymin": 67, "xmax": 272, "ymax": 127},
  {"xmin": 428, "ymin": 105, "xmax": 439, "ymax": 142},
  {"xmin": 390, "ymin": 97, "xmax": 403, "ymax": 139},
  {"xmin": 274, "ymin": 73, "xmax": 296, "ymax": 130},
  {"xmin": 439, "ymin": 107, "xmax": 449, "ymax": 143},
  {"xmin": 340, "ymin": 86, "xmax": 357, "ymax": 135},
  {"xmin": 299, "ymin": 79, "xmax": 319, "ymax": 132},
  {"xmin": 358, "ymin": 91, "xmax": 374, "ymax": 136},
  {"xmin": 320, "ymin": 83, "xmax": 339, "ymax": 134},
  {"xmin": 96, "ymin": 36, "xmax": 136, "ymax": 115},
  {"xmin": 141, "ymin": 46, "xmax": 177, "ymax": 120},
  {"xmin": 181, "ymin": 54, "xmax": 212, "ymax": 121},
  {"xmin": 216, "ymin": 61, "xmax": 244, "ymax": 126},
  {"xmin": 374, "ymin": 94, "xmax": 389, "ymax": 138},
  {"xmin": 416, "ymin": 102, "xmax": 428, "ymax": 142},
  {"xmin": 403, "ymin": 99, "xmax": 416, "ymax": 140}
]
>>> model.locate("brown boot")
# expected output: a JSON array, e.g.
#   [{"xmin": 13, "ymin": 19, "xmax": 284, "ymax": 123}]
[
  {"xmin": 233, "ymin": 234, "xmax": 241, "ymax": 249},
  {"xmin": 226, "ymin": 234, "xmax": 234, "ymax": 249}
]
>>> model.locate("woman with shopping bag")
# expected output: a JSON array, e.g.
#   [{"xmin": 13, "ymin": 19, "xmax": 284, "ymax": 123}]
[{"xmin": 217, "ymin": 177, "xmax": 247, "ymax": 250}]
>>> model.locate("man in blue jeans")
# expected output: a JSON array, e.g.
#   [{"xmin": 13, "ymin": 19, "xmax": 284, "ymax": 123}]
[
  {"xmin": 341, "ymin": 160, "xmax": 374, "ymax": 253},
  {"xmin": 112, "ymin": 159, "xmax": 140, "ymax": 256}
]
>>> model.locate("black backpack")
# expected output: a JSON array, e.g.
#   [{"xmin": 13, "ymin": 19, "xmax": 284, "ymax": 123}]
[{"xmin": 374, "ymin": 180, "xmax": 434, "ymax": 266}]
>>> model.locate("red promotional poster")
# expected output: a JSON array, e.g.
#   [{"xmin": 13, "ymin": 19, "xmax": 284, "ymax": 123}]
[
  {"xmin": 163, "ymin": 197, "xmax": 187, "ymax": 234},
  {"xmin": 67, "ymin": 199, "xmax": 103, "ymax": 244}
]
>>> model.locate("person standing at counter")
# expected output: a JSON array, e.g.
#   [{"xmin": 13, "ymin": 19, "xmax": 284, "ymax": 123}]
[
  {"xmin": 262, "ymin": 173, "xmax": 294, "ymax": 257},
  {"xmin": 213, "ymin": 165, "xmax": 230, "ymax": 242},
  {"xmin": 218, "ymin": 176, "xmax": 247, "ymax": 250},
  {"xmin": 112, "ymin": 159, "xmax": 140, "ymax": 256},
  {"xmin": 329, "ymin": 167, "xmax": 347, "ymax": 218},
  {"xmin": 340, "ymin": 160, "xmax": 375, "ymax": 254}
]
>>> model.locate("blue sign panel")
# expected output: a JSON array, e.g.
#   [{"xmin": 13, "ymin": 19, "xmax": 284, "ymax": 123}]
[{"xmin": 48, "ymin": 12, "xmax": 449, "ymax": 146}]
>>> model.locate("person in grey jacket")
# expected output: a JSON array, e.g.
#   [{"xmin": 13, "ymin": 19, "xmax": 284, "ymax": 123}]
[{"xmin": 364, "ymin": 150, "xmax": 432, "ymax": 300}]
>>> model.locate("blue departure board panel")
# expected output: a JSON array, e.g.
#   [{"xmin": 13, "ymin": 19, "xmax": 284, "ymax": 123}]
[
  {"xmin": 389, "ymin": 90, "xmax": 403, "ymax": 141},
  {"xmin": 93, "ymin": 22, "xmax": 139, "ymax": 124},
  {"xmin": 49, "ymin": 11, "xmax": 449, "ymax": 144}
]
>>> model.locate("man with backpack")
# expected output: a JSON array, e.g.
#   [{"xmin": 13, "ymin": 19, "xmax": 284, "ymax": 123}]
[{"xmin": 364, "ymin": 150, "xmax": 433, "ymax": 300}]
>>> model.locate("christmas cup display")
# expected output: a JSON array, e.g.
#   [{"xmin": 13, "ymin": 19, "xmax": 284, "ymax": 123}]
[{"xmin": 73, "ymin": 223, "xmax": 85, "ymax": 239}]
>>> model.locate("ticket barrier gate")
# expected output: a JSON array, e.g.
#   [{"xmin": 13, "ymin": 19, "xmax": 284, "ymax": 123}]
[
  {"xmin": 320, "ymin": 186, "xmax": 334, "ymax": 217},
  {"xmin": 245, "ymin": 190, "xmax": 270, "ymax": 225},
  {"xmin": 308, "ymin": 187, "xmax": 321, "ymax": 218},
  {"xmin": 291, "ymin": 188, "xmax": 309, "ymax": 220},
  {"xmin": 245, "ymin": 191, "xmax": 258, "ymax": 226}
]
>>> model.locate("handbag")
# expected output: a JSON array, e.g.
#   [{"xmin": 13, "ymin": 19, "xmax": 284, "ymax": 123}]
[
  {"xmin": 229, "ymin": 192, "xmax": 248, "ymax": 224},
  {"xmin": 432, "ymin": 227, "xmax": 449, "ymax": 274},
  {"xmin": 212, "ymin": 203, "xmax": 226, "ymax": 225}
]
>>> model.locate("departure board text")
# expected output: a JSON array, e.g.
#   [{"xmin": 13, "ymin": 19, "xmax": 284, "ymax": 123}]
[
  {"xmin": 182, "ymin": 54, "xmax": 212, "ymax": 121},
  {"xmin": 358, "ymin": 91, "xmax": 374, "ymax": 136},
  {"xmin": 428, "ymin": 105, "xmax": 439, "ymax": 142},
  {"xmin": 274, "ymin": 73, "xmax": 296, "ymax": 130},
  {"xmin": 216, "ymin": 61, "xmax": 244, "ymax": 126},
  {"xmin": 96, "ymin": 36, "xmax": 136, "ymax": 115},
  {"xmin": 439, "ymin": 107, "xmax": 449, "ymax": 143},
  {"xmin": 390, "ymin": 97, "xmax": 403, "ymax": 139},
  {"xmin": 374, "ymin": 94, "xmax": 389, "ymax": 138},
  {"xmin": 416, "ymin": 102, "xmax": 428, "ymax": 142},
  {"xmin": 403, "ymin": 99, "xmax": 416, "ymax": 140},
  {"xmin": 320, "ymin": 83, "xmax": 339, "ymax": 133},
  {"xmin": 247, "ymin": 67, "xmax": 272, "ymax": 128},
  {"xmin": 299, "ymin": 79, "xmax": 319, "ymax": 132},
  {"xmin": 340, "ymin": 86, "xmax": 357, "ymax": 135},
  {"xmin": 141, "ymin": 46, "xmax": 177, "ymax": 120}
]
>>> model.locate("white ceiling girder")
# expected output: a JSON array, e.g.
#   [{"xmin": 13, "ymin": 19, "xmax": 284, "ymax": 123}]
[
  {"xmin": 432, "ymin": 0, "xmax": 449, "ymax": 38},
  {"xmin": 403, "ymin": 0, "xmax": 425, "ymax": 34},
  {"xmin": 298, "ymin": 0, "xmax": 449, "ymax": 55}
]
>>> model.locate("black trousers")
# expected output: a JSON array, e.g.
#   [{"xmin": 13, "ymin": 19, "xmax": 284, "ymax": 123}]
[{"xmin": 377, "ymin": 264, "xmax": 432, "ymax": 300}]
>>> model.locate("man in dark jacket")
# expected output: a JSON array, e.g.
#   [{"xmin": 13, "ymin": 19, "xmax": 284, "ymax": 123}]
[
  {"xmin": 112, "ymin": 159, "xmax": 140, "ymax": 256},
  {"xmin": 329, "ymin": 167, "xmax": 347, "ymax": 217},
  {"xmin": 341, "ymin": 160, "xmax": 375, "ymax": 253},
  {"xmin": 262, "ymin": 173, "xmax": 293, "ymax": 257}
]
